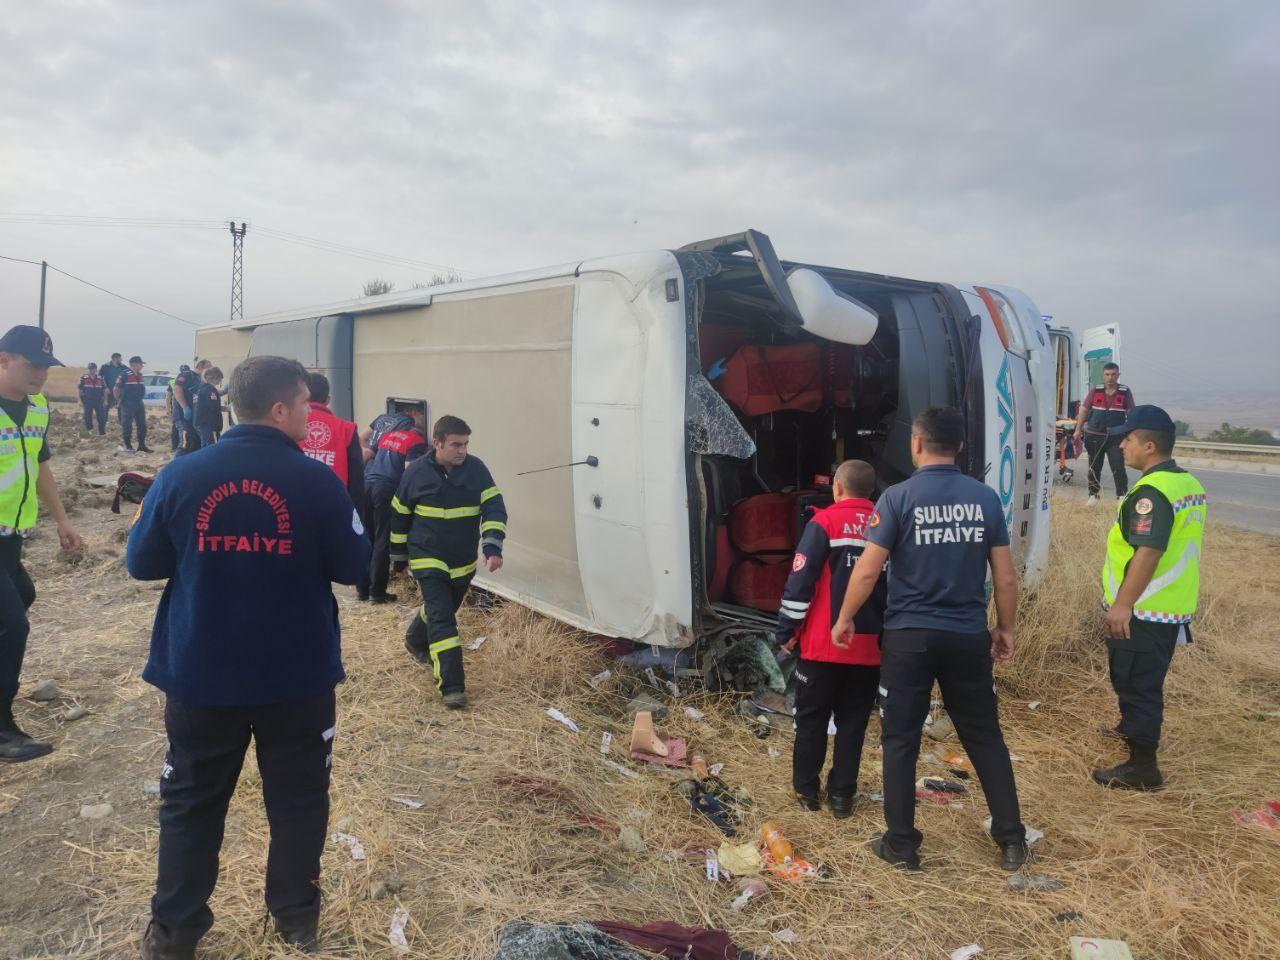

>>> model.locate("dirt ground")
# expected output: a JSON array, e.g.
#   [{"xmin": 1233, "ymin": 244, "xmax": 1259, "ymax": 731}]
[{"xmin": 1, "ymin": 405, "xmax": 1278, "ymax": 960}]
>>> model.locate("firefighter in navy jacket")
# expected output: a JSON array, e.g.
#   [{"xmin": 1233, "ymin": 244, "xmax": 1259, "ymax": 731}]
[
  {"xmin": 389, "ymin": 414, "xmax": 507, "ymax": 709},
  {"xmin": 775, "ymin": 460, "xmax": 886, "ymax": 819},
  {"xmin": 127, "ymin": 357, "xmax": 371, "ymax": 958}
]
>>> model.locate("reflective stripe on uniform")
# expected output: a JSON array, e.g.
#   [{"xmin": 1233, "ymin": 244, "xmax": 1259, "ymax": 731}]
[
  {"xmin": 828, "ymin": 537, "xmax": 867, "ymax": 548},
  {"xmin": 414, "ymin": 504, "xmax": 481, "ymax": 519},
  {"xmin": 391, "ymin": 496, "xmax": 411, "ymax": 515},
  {"xmin": 480, "ymin": 486, "xmax": 500, "ymax": 503},
  {"xmin": 429, "ymin": 635, "xmax": 462, "ymax": 689},
  {"xmin": 389, "ymin": 532, "xmax": 408, "ymax": 544},
  {"xmin": 408, "ymin": 558, "xmax": 477, "ymax": 579},
  {"xmin": 480, "ymin": 520, "xmax": 506, "ymax": 533}
]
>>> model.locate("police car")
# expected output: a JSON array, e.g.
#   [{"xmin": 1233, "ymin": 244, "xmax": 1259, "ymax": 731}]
[{"xmin": 142, "ymin": 373, "xmax": 171, "ymax": 407}]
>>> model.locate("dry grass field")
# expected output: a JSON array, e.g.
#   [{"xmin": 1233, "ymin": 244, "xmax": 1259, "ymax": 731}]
[{"xmin": 1, "ymin": 409, "xmax": 1277, "ymax": 959}]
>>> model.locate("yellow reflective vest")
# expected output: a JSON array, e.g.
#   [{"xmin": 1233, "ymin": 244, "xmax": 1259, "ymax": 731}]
[{"xmin": 0, "ymin": 393, "xmax": 49, "ymax": 537}]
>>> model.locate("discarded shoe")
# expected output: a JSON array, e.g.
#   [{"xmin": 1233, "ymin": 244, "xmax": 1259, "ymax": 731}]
[
  {"xmin": 691, "ymin": 791, "xmax": 738, "ymax": 836},
  {"xmin": 629, "ymin": 710, "xmax": 668, "ymax": 758},
  {"xmin": 828, "ymin": 793, "xmax": 855, "ymax": 820},
  {"xmin": 442, "ymin": 691, "xmax": 468, "ymax": 710},
  {"xmin": 868, "ymin": 833, "xmax": 921, "ymax": 872},
  {"xmin": 1000, "ymin": 841, "xmax": 1030, "ymax": 872}
]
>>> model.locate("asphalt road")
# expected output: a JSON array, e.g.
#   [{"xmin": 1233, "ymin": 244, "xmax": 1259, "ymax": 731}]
[{"xmin": 1057, "ymin": 460, "xmax": 1280, "ymax": 536}]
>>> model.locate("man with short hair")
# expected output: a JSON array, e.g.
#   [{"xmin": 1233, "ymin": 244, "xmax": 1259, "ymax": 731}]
[
  {"xmin": 78, "ymin": 362, "xmax": 108, "ymax": 435},
  {"xmin": 128, "ymin": 355, "xmax": 371, "ymax": 958},
  {"xmin": 114, "ymin": 355, "xmax": 153, "ymax": 453},
  {"xmin": 774, "ymin": 459, "xmax": 886, "ymax": 819},
  {"xmin": 173, "ymin": 360, "xmax": 210, "ymax": 455},
  {"xmin": 1074, "ymin": 362, "xmax": 1135, "ymax": 505},
  {"xmin": 299, "ymin": 373, "xmax": 364, "ymax": 507},
  {"xmin": 100, "ymin": 352, "xmax": 126, "ymax": 422},
  {"xmin": 1093, "ymin": 405, "xmax": 1206, "ymax": 791},
  {"xmin": 834, "ymin": 406, "xmax": 1025, "ymax": 872},
  {"xmin": 361, "ymin": 403, "xmax": 427, "ymax": 603},
  {"xmin": 390, "ymin": 415, "xmax": 507, "ymax": 709},
  {"xmin": 0, "ymin": 326, "xmax": 83, "ymax": 763},
  {"xmin": 192, "ymin": 367, "xmax": 225, "ymax": 447}
]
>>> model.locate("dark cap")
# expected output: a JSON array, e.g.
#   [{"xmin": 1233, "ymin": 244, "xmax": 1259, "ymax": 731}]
[
  {"xmin": 129, "ymin": 355, "xmax": 144, "ymax": 364},
  {"xmin": 0, "ymin": 325, "xmax": 64, "ymax": 368},
  {"xmin": 1108, "ymin": 404, "xmax": 1175, "ymax": 437},
  {"xmin": 87, "ymin": 362, "xmax": 98, "ymax": 369}
]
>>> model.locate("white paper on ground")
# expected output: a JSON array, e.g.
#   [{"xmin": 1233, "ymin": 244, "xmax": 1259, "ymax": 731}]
[
  {"xmin": 389, "ymin": 907, "xmax": 410, "ymax": 954},
  {"xmin": 604, "ymin": 759, "xmax": 639, "ymax": 778},
  {"xmin": 983, "ymin": 816, "xmax": 1044, "ymax": 845},
  {"xmin": 705, "ymin": 850, "xmax": 720, "ymax": 882},
  {"xmin": 1009, "ymin": 754, "xmax": 1026, "ymax": 761},
  {"xmin": 546, "ymin": 708, "xmax": 580, "ymax": 733},
  {"xmin": 767, "ymin": 747, "xmax": 781, "ymax": 758},
  {"xmin": 330, "ymin": 832, "xmax": 366, "ymax": 861},
  {"xmin": 467, "ymin": 636, "xmax": 488, "ymax": 651},
  {"xmin": 950, "ymin": 946, "xmax": 983, "ymax": 960},
  {"xmin": 600, "ymin": 731, "xmax": 613, "ymax": 756},
  {"xmin": 390, "ymin": 797, "xmax": 423, "ymax": 809},
  {"xmin": 709, "ymin": 763, "xmax": 725, "ymax": 776},
  {"xmin": 684, "ymin": 706, "xmax": 706, "ymax": 721},
  {"xmin": 773, "ymin": 929, "xmax": 811, "ymax": 944},
  {"xmin": 1027, "ymin": 701, "xmax": 1041, "ymax": 710},
  {"xmin": 588, "ymin": 669, "xmax": 612, "ymax": 688}
]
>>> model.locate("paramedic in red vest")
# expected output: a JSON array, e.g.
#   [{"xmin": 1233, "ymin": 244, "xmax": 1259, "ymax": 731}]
[
  {"xmin": 0, "ymin": 326, "xmax": 83, "ymax": 763},
  {"xmin": 774, "ymin": 460, "xmax": 886, "ymax": 819},
  {"xmin": 361, "ymin": 403, "xmax": 427, "ymax": 603},
  {"xmin": 1073, "ymin": 362, "xmax": 1134, "ymax": 504},
  {"xmin": 128, "ymin": 356, "xmax": 371, "ymax": 957},
  {"xmin": 299, "ymin": 373, "xmax": 365, "ymax": 507},
  {"xmin": 78, "ymin": 362, "xmax": 108, "ymax": 435}
]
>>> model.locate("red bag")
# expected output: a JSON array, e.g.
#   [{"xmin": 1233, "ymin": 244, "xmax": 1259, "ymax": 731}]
[
  {"xmin": 731, "ymin": 493, "xmax": 798, "ymax": 554},
  {"xmin": 111, "ymin": 472, "xmax": 155, "ymax": 514},
  {"xmin": 718, "ymin": 342, "xmax": 824, "ymax": 415},
  {"xmin": 730, "ymin": 557, "xmax": 791, "ymax": 612}
]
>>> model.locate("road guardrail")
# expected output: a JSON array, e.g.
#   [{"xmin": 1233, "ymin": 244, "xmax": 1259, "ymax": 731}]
[{"xmin": 1177, "ymin": 440, "xmax": 1280, "ymax": 456}]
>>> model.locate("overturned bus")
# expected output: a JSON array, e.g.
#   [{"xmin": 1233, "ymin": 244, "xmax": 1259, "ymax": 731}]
[{"xmin": 195, "ymin": 230, "xmax": 1058, "ymax": 649}]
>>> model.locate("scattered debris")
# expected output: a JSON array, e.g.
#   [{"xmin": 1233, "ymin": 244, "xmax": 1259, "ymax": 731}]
[
  {"xmin": 390, "ymin": 797, "xmax": 424, "ymax": 809},
  {"xmin": 467, "ymin": 635, "xmax": 488, "ymax": 651},
  {"xmin": 983, "ymin": 816, "xmax": 1045, "ymax": 845},
  {"xmin": 1053, "ymin": 913, "xmax": 1085, "ymax": 924},
  {"xmin": 370, "ymin": 875, "xmax": 404, "ymax": 900},
  {"xmin": 494, "ymin": 921, "xmax": 649, "ymax": 960},
  {"xmin": 767, "ymin": 747, "xmax": 781, "ymax": 759},
  {"xmin": 683, "ymin": 706, "xmax": 706, "ymax": 721},
  {"xmin": 704, "ymin": 849, "xmax": 720, "ymax": 882},
  {"xmin": 142, "ymin": 780, "xmax": 161, "ymax": 795},
  {"xmin": 618, "ymin": 826, "xmax": 647, "ymax": 855},
  {"xmin": 936, "ymin": 749, "xmax": 974, "ymax": 777},
  {"xmin": 1230, "ymin": 806, "xmax": 1280, "ymax": 830},
  {"xmin": 858, "ymin": 790, "xmax": 884, "ymax": 802},
  {"xmin": 600, "ymin": 731, "xmax": 613, "ymax": 756},
  {"xmin": 760, "ymin": 823, "xmax": 826, "ymax": 881},
  {"xmin": 1069, "ymin": 936, "xmax": 1133, "ymax": 959},
  {"xmin": 625, "ymin": 692, "xmax": 668, "ymax": 722},
  {"xmin": 388, "ymin": 907, "xmax": 411, "ymax": 955},
  {"xmin": 925, "ymin": 713, "xmax": 956, "ymax": 740},
  {"xmin": 63, "ymin": 706, "xmax": 89, "ymax": 722},
  {"xmin": 772, "ymin": 928, "xmax": 811, "ymax": 944},
  {"xmin": 546, "ymin": 707, "xmax": 581, "ymax": 733},
  {"xmin": 730, "ymin": 877, "xmax": 769, "ymax": 912},
  {"xmin": 331, "ymin": 832, "xmax": 367, "ymax": 861},
  {"xmin": 709, "ymin": 763, "xmax": 725, "ymax": 777},
  {"xmin": 691, "ymin": 792, "xmax": 738, "ymax": 836},
  {"xmin": 588, "ymin": 669, "xmax": 612, "ymax": 689},
  {"xmin": 79, "ymin": 802, "xmax": 114, "ymax": 820},
  {"xmin": 1010, "ymin": 754, "xmax": 1026, "ymax": 762},
  {"xmin": 28, "ymin": 679, "xmax": 61, "ymax": 702},
  {"xmin": 603, "ymin": 759, "xmax": 639, "ymax": 779},
  {"xmin": 1008, "ymin": 873, "xmax": 1067, "ymax": 892},
  {"xmin": 717, "ymin": 841, "xmax": 763, "ymax": 876},
  {"xmin": 949, "ymin": 946, "xmax": 983, "ymax": 960},
  {"xmin": 1028, "ymin": 701, "xmax": 1042, "ymax": 711}
]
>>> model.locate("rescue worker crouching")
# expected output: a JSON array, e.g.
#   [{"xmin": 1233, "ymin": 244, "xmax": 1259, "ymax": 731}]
[
  {"xmin": 1093, "ymin": 405, "xmax": 1206, "ymax": 791},
  {"xmin": 390, "ymin": 415, "xmax": 507, "ymax": 710},
  {"xmin": 774, "ymin": 460, "xmax": 886, "ymax": 819}
]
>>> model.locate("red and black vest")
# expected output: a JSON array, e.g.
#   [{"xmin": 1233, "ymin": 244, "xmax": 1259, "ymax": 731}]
[{"xmin": 299, "ymin": 402, "xmax": 357, "ymax": 484}]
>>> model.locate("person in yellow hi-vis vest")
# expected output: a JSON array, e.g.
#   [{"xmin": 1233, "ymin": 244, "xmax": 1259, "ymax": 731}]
[
  {"xmin": 1093, "ymin": 404, "xmax": 1205, "ymax": 791},
  {"xmin": 0, "ymin": 326, "xmax": 83, "ymax": 763}
]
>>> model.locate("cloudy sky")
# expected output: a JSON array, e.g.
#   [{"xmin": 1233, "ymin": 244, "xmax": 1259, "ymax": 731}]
[{"xmin": 1, "ymin": 0, "xmax": 1275, "ymax": 407}]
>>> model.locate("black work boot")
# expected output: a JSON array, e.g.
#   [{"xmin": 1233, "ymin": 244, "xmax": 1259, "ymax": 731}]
[
  {"xmin": 139, "ymin": 921, "xmax": 197, "ymax": 960},
  {"xmin": 828, "ymin": 793, "xmax": 855, "ymax": 820},
  {"xmin": 442, "ymin": 691, "xmax": 468, "ymax": 710},
  {"xmin": 1092, "ymin": 738, "xmax": 1164, "ymax": 791},
  {"xmin": 1000, "ymin": 841, "xmax": 1030, "ymax": 871},
  {"xmin": 869, "ymin": 833, "xmax": 921, "ymax": 872},
  {"xmin": 276, "ymin": 920, "xmax": 319, "ymax": 954},
  {"xmin": 794, "ymin": 791, "xmax": 821, "ymax": 812},
  {"xmin": 369, "ymin": 592, "xmax": 398, "ymax": 604},
  {"xmin": 0, "ymin": 715, "xmax": 53, "ymax": 764}
]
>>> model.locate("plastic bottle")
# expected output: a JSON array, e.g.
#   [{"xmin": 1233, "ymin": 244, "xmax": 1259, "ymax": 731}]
[{"xmin": 760, "ymin": 822, "xmax": 793, "ymax": 863}]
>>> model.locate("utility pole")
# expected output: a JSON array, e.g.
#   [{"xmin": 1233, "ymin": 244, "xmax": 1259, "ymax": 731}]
[
  {"xmin": 37, "ymin": 261, "xmax": 47, "ymax": 329},
  {"xmin": 229, "ymin": 221, "xmax": 247, "ymax": 323}
]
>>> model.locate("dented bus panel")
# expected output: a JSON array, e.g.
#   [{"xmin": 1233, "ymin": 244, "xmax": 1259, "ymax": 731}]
[{"xmin": 195, "ymin": 230, "xmax": 1058, "ymax": 648}]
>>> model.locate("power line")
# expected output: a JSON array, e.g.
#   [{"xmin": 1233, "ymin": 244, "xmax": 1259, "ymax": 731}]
[
  {"xmin": 0, "ymin": 214, "xmax": 225, "ymax": 229},
  {"xmin": 254, "ymin": 225, "xmax": 468, "ymax": 275},
  {"xmin": 43, "ymin": 264, "xmax": 200, "ymax": 327},
  {"xmin": 0, "ymin": 253, "xmax": 43, "ymax": 266}
]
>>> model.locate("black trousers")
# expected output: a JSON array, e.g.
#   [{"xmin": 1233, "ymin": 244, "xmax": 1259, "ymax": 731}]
[
  {"xmin": 792, "ymin": 658, "xmax": 880, "ymax": 799},
  {"xmin": 120, "ymin": 401, "xmax": 147, "ymax": 447},
  {"xmin": 364, "ymin": 483, "xmax": 396, "ymax": 599},
  {"xmin": 1108, "ymin": 620, "xmax": 1180, "ymax": 745},
  {"xmin": 880, "ymin": 629, "xmax": 1024, "ymax": 854},
  {"xmin": 0, "ymin": 540, "xmax": 35, "ymax": 720},
  {"xmin": 81, "ymin": 395, "xmax": 107, "ymax": 434},
  {"xmin": 1085, "ymin": 433, "xmax": 1127, "ymax": 498},
  {"xmin": 406, "ymin": 574, "xmax": 470, "ymax": 693},
  {"xmin": 151, "ymin": 691, "xmax": 336, "ymax": 944}
]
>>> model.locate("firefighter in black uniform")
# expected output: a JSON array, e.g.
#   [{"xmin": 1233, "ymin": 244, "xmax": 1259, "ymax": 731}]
[
  {"xmin": 114, "ymin": 355, "xmax": 153, "ymax": 453},
  {"xmin": 833, "ymin": 406, "xmax": 1026, "ymax": 872},
  {"xmin": 389, "ymin": 415, "xmax": 507, "ymax": 709},
  {"xmin": 78, "ymin": 363, "xmax": 108, "ymax": 434}
]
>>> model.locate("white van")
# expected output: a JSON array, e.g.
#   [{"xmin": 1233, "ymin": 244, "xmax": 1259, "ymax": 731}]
[{"xmin": 196, "ymin": 230, "xmax": 1059, "ymax": 649}]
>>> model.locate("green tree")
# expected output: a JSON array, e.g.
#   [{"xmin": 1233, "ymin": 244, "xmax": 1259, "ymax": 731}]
[
  {"xmin": 1173, "ymin": 419, "xmax": 1193, "ymax": 438},
  {"xmin": 1205, "ymin": 422, "xmax": 1279, "ymax": 445}
]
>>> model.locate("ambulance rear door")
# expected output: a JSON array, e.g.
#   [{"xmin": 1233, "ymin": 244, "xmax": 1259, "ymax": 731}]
[{"xmin": 1080, "ymin": 323, "xmax": 1121, "ymax": 393}]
